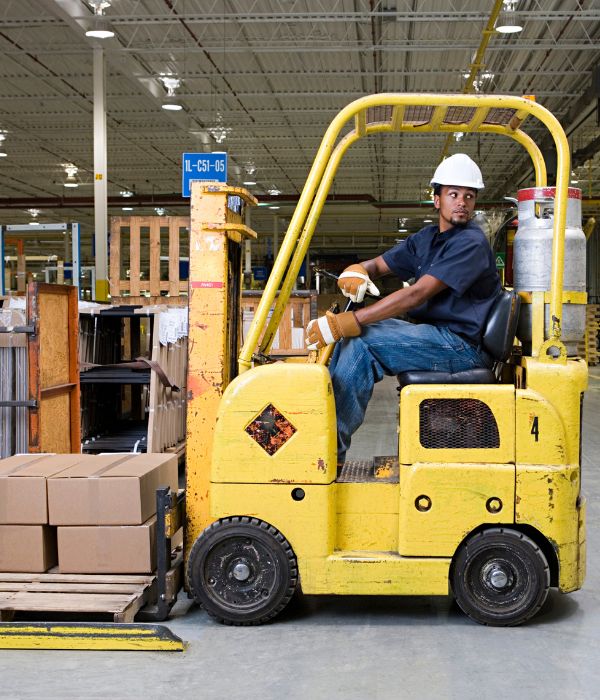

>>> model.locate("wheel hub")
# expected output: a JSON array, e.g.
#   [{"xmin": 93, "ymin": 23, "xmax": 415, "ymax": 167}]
[
  {"xmin": 483, "ymin": 561, "xmax": 512, "ymax": 590},
  {"xmin": 231, "ymin": 561, "xmax": 251, "ymax": 581}
]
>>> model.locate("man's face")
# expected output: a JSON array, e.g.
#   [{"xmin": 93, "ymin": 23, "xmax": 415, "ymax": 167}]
[{"xmin": 434, "ymin": 185, "xmax": 477, "ymax": 231}]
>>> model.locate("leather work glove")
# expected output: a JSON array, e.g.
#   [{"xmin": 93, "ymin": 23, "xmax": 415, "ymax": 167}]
[
  {"xmin": 306, "ymin": 311, "xmax": 361, "ymax": 351},
  {"xmin": 337, "ymin": 264, "xmax": 380, "ymax": 303}
]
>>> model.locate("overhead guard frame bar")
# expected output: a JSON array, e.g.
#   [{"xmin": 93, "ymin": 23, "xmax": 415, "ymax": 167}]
[{"xmin": 238, "ymin": 93, "xmax": 569, "ymax": 372}]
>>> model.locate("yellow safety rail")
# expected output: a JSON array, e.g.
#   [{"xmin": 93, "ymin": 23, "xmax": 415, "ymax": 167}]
[{"xmin": 238, "ymin": 93, "xmax": 570, "ymax": 372}]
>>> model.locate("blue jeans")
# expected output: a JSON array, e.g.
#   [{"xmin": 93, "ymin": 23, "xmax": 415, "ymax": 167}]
[{"xmin": 328, "ymin": 319, "xmax": 493, "ymax": 462}]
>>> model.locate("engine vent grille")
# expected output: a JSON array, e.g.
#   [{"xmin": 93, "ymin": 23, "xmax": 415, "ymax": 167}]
[{"xmin": 419, "ymin": 399, "xmax": 499, "ymax": 449}]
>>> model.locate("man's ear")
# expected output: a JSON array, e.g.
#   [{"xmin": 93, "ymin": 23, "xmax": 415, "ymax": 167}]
[{"xmin": 433, "ymin": 194, "xmax": 440, "ymax": 210}]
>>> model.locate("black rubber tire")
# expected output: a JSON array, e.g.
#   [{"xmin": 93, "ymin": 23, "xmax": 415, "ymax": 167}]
[
  {"xmin": 186, "ymin": 516, "xmax": 298, "ymax": 626},
  {"xmin": 451, "ymin": 527, "xmax": 550, "ymax": 627}
]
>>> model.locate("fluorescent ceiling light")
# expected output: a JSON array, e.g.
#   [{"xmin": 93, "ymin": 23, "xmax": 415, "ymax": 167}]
[
  {"xmin": 162, "ymin": 101, "xmax": 183, "ymax": 112},
  {"xmin": 0, "ymin": 152, "xmax": 7, "ymax": 158},
  {"xmin": 269, "ymin": 206, "xmax": 280, "ymax": 210},
  {"xmin": 64, "ymin": 182, "xmax": 79, "ymax": 188},
  {"xmin": 86, "ymin": 26, "xmax": 114, "ymax": 39},
  {"xmin": 122, "ymin": 206, "xmax": 133, "ymax": 211},
  {"xmin": 243, "ymin": 180, "xmax": 257, "ymax": 186}
]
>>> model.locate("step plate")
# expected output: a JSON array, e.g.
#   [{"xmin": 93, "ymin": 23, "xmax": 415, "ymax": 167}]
[{"xmin": 337, "ymin": 456, "xmax": 399, "ymax": 483}]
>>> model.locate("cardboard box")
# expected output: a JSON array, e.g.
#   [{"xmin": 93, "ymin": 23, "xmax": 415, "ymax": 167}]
[
  {"xmin": 48, "ymin": 453, "xmax": 178, "ymax": 526},
  {"xmin": 0, "ymin": 453, "xmax": 86, "ymax": 524},
  {"xmin": 57, "ymin": 517, "xmax": 157, "ymax": 574},
  {"xmin": 0, "ymin": 525, "xmax": 57, "ymax": 572}
]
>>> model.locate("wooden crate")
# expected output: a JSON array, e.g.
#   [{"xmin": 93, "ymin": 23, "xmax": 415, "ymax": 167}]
[
  {"xmin": 110, "ymin": 216, "xmax": 190, "ymax": 299},
  {"xmin": 241, "ymin": 291, "xmax": 316, "ymax": 355}
]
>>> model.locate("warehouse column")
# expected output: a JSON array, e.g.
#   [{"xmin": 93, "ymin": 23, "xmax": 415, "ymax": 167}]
[
  {"xmin": 273, "ymin": 214, "xmax": 279, "ymax": 260},
  {"xmin": 93, "ymin": 47, "xmax": 109, "ymax": 301},
  {"xmin": 244, "ymin": 207, "xmax": 252, "ymax": 287}
]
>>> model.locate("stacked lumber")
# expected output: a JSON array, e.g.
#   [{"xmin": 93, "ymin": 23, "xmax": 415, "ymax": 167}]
[{"xmin": 579, "ymin": 304, "xmax": 600, "ymax": 366}]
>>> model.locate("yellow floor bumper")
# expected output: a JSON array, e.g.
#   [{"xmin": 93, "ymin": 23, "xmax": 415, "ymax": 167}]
[{"xmin": 0, "ymin": 622, "xmax": 185, "ymax": 651}]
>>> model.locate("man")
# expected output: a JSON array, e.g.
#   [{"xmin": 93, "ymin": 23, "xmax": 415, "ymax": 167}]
[{"xmin": 306, "ymin": 153, "xmax": 501, "ymax": 464}]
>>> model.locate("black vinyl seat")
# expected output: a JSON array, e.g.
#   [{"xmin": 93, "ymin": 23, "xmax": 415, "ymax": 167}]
[{"xmin": 398, "ymin": 289, "xmax": 521, "ymax": 388}]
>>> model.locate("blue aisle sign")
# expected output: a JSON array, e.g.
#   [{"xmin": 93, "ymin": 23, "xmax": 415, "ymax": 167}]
[{"xmin": 182, "ymin": 152, "xmax": 227, "ymax": 197}]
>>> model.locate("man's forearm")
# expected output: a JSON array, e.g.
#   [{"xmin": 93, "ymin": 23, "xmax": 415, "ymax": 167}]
[
  {"xmin": 353, "ymin": 274, "xmax": 447, "ymax": 326},
  {"xmin": 354, "ymin": 285, "xmax": 425, "ymax": 325},
  {"xmin": 360, "ymin": 256, "xmax": 390, "ymax": 280}
]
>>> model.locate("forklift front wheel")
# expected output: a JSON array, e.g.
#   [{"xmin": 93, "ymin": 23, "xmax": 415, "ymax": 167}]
[
  {"xmin": 451, "ymin": 527, "xmax": 550, "ymax": 627},
  {"xmin": 186, "ymin": 516, "xmax": 298, "ymax": 626}
]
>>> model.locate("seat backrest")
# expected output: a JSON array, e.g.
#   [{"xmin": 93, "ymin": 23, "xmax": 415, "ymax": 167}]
[{"xmin": 482, "ymin": 289, "xmax": 521, "ymax": 362}]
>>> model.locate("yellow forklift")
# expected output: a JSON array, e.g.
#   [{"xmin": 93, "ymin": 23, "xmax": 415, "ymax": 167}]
[{"xmin": 184, "ymin": 93, "xmax": 587, "ymax": 627}]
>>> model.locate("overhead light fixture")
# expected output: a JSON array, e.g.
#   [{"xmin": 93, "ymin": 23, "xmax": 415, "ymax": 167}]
[
  {"xmin": 207, "ymin": 112, "xmax": 231, "ymax": 143},
  {"xmin": 243, "ymin": 180, "xmax": 257, "ymax": 186},
  {"xmin": 269, "ymin": 206, "xmax": 280, "ymax": 210},
  {"xmin": 423, "ymin": 218, "xmax": 433, "ymax": 223},
  {"xmin": 63, "ymin": 164, "xmax": 79, "ymax": 188},
  {"xmin": 155, "ymin": 207, "xmax": 166, "ymax": 216},
  {"xmin": 454, "ymin": 132, "xmax": 465, "ymax": 142},
  {"xmin": 244, "ymin": 161, "xmax": 257, "ymax": 176},
  {"xmin": 120, "ymin": 190, "xmax": 134, "ymax": 197},
  {"xmin": 27, "ymin": 208, "xmax": 41, "ymax": 224},
  {"xmin": 160, "ymin": 76, "xmax": 183, "ymax": 112},
  {"xmin": 570, "ymin": 171, "xmax": 579, "ymax": 184},
  {"xmin": 267, "ymin": 186, "xmax": 281, "ymax": 196},
  {"xmin": 0, "ymin": 152, "xmax": 7, "ymax": 158},
  {"xmin": 496, "ymin": 1, "xmax": 523, "ymax": 34},
  {"xmin": 85, "ymin": 0, "xmax": 115, "ymax": 39},
  {"xmin": 122, "ymin": 206, "xmax": 133, "ymax": 211},
  {"xmin": 398, "ymin": 228, "xmax": 408, "ymax": 233}
]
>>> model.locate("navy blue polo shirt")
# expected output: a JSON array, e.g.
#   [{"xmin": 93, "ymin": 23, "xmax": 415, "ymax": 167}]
[{"xmin": 381, "ymin": 223, "xmax": 501, "ymax": 345}]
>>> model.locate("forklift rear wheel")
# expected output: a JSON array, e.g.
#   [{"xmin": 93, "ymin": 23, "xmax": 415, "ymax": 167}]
[
  {"xmin": 451, "ymin": 527, "xmax": 550, "ymax": 627},
  {"xmin": 187, "ymin": 516, "xmax": 298, "ymax": 626}
]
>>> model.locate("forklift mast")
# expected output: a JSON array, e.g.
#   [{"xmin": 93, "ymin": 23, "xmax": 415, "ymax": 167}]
[{"xmin": 185, "ymin": 185, "xmax": 257, "ymax": 546}]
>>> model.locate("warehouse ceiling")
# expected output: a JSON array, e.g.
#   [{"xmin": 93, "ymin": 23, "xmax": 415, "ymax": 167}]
[{"xmin": 0, "ymin": 0, "xmax": 599, "ymax": 261}]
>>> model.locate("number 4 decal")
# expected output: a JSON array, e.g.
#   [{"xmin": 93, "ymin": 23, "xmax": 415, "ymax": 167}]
[{"xmin": 530, "ymin": 416, "xmax": 539, "ymax": 442}]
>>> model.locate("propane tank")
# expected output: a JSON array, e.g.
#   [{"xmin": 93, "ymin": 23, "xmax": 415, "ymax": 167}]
[{"xmin": 513, "ymin": 187, "xmax": 586, "ymax": 356}]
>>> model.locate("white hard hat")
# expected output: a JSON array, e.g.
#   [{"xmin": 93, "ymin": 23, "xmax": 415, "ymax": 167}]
[{"xmin": 430, "ymin": 153, "xmax": 485, "ymax": 190}]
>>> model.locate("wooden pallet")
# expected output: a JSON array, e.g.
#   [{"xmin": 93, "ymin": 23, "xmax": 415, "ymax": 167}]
[
  {"xmin": 0, "ymin": 571, "xmax": 155, "ymax": 623},
  {"xmin": 109, "ymin": 216, "xmax": 190, "ymax": 299}
]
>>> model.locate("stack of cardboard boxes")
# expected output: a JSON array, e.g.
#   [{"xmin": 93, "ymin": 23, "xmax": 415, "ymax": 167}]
[{"xmin": 0, "ymin": 453, "xmax": 178, "ymax": 574}]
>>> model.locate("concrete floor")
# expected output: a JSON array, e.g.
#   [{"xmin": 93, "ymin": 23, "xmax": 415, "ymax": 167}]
[{"xmin": 1, "ymin": 373, "xmax": 600, "ymax": 700}]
